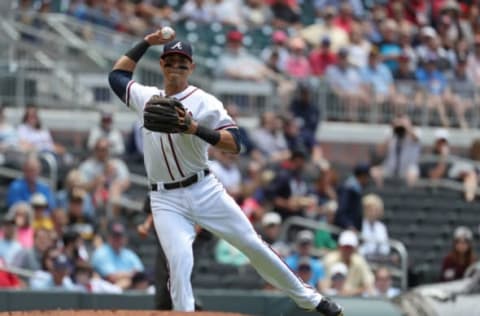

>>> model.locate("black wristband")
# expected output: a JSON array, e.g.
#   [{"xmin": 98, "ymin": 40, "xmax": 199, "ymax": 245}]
[
  {"xmin": 125, "ymin": 40, "xmax": 150, "ymax": 62},
  {"xmin": 194, "ymin": 125, "xmax": 221, "ymax": 146}
]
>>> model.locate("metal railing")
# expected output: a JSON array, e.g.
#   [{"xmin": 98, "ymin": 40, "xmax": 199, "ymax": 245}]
[
  {"xmin": 419, "ymin": 154, "xmax": 480, "ymax": 170},
  {"xmin": 210, "ymin": 80, "xmax": 275, "ymax": 114},
  {"xmin": 314, "ymin": 79, "xmax": 480, "ymax": 128},
  {"xmin": 279, "ymin": 216, "xmax": 409, "ymax": 291},
  {"xmin": 198, "ymin": 77, "xmax": 480, "ymax": 128},
  {"xmin": 0, "ymin": 59, "xmax": 96, "ymax": 109},
  {"xmin": 39, "ymin": 151, "xmax": 57, "ymax": 192}
]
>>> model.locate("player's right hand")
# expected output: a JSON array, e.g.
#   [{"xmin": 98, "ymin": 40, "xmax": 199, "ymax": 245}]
[{"xmin": 144, "ymin": 29, "xmax": 175, "ymax": 46}]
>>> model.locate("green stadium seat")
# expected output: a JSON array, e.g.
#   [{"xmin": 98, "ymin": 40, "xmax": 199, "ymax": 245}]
[
  {"xmin": 209, "ymin": 22, "xmax": 223, "ymax": 33},
  {"xmin": 214, "ymin": 34, "xmax": 226, "ymax": 45}
]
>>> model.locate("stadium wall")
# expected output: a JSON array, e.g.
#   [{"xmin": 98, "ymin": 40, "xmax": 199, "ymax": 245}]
[
  {"xmin": 5, "ymin": 107, "xmax": 477, "ymax": 167},
  {"xmin": 0, "ymin": 290, "xmax": 402, "ymax": 316}
]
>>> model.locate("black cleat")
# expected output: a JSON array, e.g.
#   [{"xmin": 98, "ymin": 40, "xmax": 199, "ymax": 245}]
[{"xmin": 316, "ymin": 296, "xmax": 344, "ymax": 316}]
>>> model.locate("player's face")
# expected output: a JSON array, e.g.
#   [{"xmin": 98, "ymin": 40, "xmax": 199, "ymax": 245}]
[{"xmin": 160, "ymin": 54, "xmax": 195, "ymax": 82}]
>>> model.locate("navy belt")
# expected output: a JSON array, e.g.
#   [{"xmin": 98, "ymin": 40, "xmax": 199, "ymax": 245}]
[{"xmin": 151, "ymin": 169, "xmax": 210, "ymax": 191}]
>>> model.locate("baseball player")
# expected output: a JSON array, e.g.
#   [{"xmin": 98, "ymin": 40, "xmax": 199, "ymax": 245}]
[{"xmin": 108, "ymin": 28, "xmax": 343, "ymax": 316}]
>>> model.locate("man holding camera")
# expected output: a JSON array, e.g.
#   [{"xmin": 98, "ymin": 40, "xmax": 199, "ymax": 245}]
[{"xmin": 371, "ymin": 115, "xmax": 422, "ymax": 187}]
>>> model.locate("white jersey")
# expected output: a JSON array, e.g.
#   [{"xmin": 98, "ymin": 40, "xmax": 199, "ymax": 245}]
[{"xmin": 125, "ymin": 81, "xmax": 236, "ymax": 184}]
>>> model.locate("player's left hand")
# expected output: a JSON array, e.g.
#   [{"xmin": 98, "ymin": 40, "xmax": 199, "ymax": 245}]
[{"xmin": 144, "ymin": 95, "xmax": 193, "ymax": 133}]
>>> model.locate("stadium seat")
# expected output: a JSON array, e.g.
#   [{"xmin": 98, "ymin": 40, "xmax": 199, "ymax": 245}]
[
  {"xmin": 378, "ymin": 181, "xmax": 480, "ymax": 271},
  {"xmin": 192, "ymin": 273, "xmax": 222, "ymax": 289},
  {"xmin": 221, "ymin": 273, "xmax": 264, "ymax": 289}
]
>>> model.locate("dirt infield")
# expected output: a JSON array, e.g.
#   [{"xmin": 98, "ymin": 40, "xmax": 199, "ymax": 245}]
[{"xmin": 0, "ymin": 311, "xmax": 249, "ymax": 316}]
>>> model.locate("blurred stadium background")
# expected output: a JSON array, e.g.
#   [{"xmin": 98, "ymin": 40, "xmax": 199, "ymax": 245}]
[{"xmin": 0, "ymin": 0, "xmax": 480, "ymax": 315}]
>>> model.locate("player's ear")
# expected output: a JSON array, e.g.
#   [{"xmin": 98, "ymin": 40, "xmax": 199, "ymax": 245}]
[
  {"xmin": 190, "ymin": 62, "xmax": 196, "ymax": 73},
  {"xmin": 159, "ymin": 58, "xmax": 165, "ymax": 70}
]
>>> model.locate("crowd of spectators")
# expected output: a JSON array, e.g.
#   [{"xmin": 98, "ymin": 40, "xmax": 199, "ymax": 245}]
[
  {"xmin": 0, "ymin": 101, "xmax": 479, "ymax": 297},
  {"xmin": 0, "ymin": 105, "xmax": 144, "ymax": 292},
  {"xmin": 15, "ymin": 0, "xmax": 480, "ymax": 128},
  {"xmin": 5, "ymin": 0, "xmax": 480, "ymax": 300}
]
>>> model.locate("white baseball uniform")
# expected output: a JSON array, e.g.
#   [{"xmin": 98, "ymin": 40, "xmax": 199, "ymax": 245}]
[{"xmin": 126, "ymin": 80, "xmax": 323, "ymax": 311}]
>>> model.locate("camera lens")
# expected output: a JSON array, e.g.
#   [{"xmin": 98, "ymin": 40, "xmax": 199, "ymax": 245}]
[{"xmin": 394, "ymin": 126, "xmax": 406, "ymax": 138}]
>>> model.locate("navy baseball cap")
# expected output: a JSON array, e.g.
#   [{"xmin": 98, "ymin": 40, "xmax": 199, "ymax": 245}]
[{"xmin": 161, "ymin": 40, "xmax": 193, "ymax": 62}]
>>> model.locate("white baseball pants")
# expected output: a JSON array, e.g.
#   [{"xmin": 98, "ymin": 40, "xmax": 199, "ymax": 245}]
[{"xmin": 150, "ymin": 174, "xmax": 322, "ymax": 311}]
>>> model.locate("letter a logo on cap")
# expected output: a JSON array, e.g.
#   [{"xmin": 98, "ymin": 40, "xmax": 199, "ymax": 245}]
[{"xmin": 171, "ymin": 42, "xmax": 183, "ymax": 50}]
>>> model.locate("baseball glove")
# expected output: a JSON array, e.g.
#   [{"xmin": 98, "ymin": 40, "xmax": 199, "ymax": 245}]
[{"xmin": 143, "ymin": 95, "xmax": 192, "ymax": 133}]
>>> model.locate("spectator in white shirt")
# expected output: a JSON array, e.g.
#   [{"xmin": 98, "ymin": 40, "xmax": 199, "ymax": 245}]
[
  {"xmin": 17, "ymin": 105, "xmax": 53, "ymax": 152},
  {"xmin": 177, "ymin": 0, "xmax": 212, "ymax": 24},
  {"xmin": 216, "ymin": 30, "xmax": 270, "ymax": 81},
  {"xmin": 17, "ymin": 105, "xmax": 64, "ymax": 155},
  {"xmin": 208, "ymin": 0, "xmax": 243, "ymax": 27},
  {"xmin": 253, "ymin": 112, "xmax": 290, "ymax": 162},
  {"xmin": 359, "ymin": 194, "xmax": 390, "ymax": 258},
  {"xmin": 79, "ymin": 138, "xmax": 130, "ymax": 214},
  {"xmin": 87, "ymin": 112, "xmax": 125, "ymax": 156},
  {"xmin": 346, "ymin": 24, "xmax": 370, "ymax": 68},
  {"xmin": 241, "ymin": 0, "xmax": 272, "ymax": 28}
]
